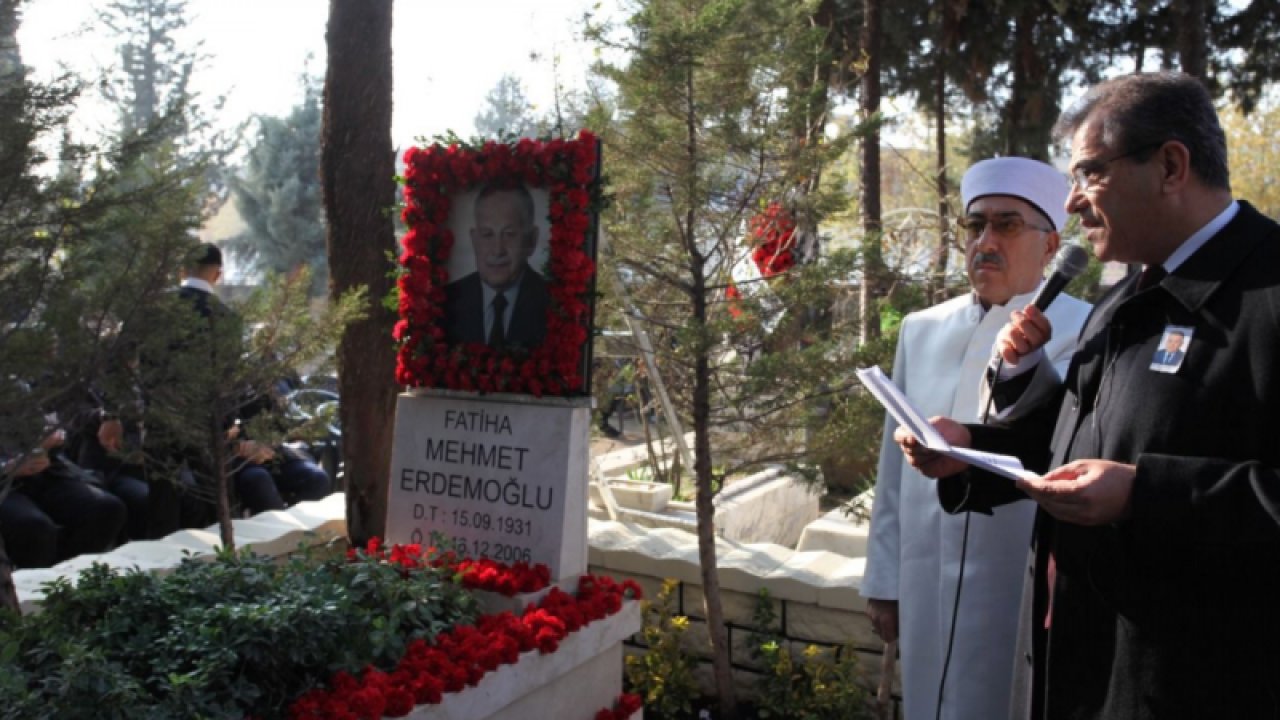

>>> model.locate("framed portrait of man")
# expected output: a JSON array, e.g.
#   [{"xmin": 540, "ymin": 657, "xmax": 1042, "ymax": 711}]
[
  {"xmin": 443, "ymin": 185, "xmax": 553, "ymax": 351},
  {"xmin": 395, "ymin": 133, "xmax": 602, "ymax": 397}
]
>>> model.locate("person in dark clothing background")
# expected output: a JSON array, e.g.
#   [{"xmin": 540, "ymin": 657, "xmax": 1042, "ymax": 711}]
[
  {"xmin": 1, "ymin": 416, "xmax": 126, "ymax": 569},
  {"xmin": 138, "ymin": 242, "xmax": 243, "ymax": 534}
]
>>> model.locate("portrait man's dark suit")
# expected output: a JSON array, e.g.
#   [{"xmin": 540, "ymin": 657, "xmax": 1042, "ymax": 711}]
[
  {"xmin": 1153, "ymin": 344, "xmax": 1184, "ymax": 366},
  {"xmin": 443, "ymin": 267, "xmax": 549, "ymax": 348}
]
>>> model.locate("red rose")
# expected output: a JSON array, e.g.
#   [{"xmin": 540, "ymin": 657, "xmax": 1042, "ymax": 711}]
[
  {"xmin": 347, "ymin": 686, "xmax": 385, "ymax": 720},
  {"xmin": 382, "ymin": 688, "xmax": 415, "ymax": 717},
  {"xmin": 413, "ymin": 675, "xmax": 444, "ymax": 705},
  {"xmin": 619, "ymin": 693, "xmax": 643, "ymax": 714}
]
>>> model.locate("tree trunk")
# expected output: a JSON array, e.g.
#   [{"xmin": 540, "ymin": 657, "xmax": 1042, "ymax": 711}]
[
  {"xmin": 1005, "ymin": 10, "xmax": 1031, "ymax": 158},
  {"xmin": 212, "ymin": 415, "xmax": 234, "ymax": 550},
  {"xmin": 322, "ymin": 0, "xmax": 398, "ymax": 546},
  {"xmin": 929, "ymin": 24, "xmax": 950, "ymax": 305},
  {"xmin": 859, "ymin": 0, "xmax": 883, "ymax": 344},
  {"xmin": 684, "ymin": 59, "xmax": 740, "ymax": 720},
  {"xmin": 1175, "ymin": 0, "xmax": 1209, "ymax": 81},
  {"xmin": 0, "ymin": 533, "xmax": 17, "ymax": 613}
]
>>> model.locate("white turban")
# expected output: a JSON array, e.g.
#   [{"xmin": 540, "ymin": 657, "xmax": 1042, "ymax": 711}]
[{"xmin": 960, "ymin": 157, "xmax": 1070, "ymax": 231}]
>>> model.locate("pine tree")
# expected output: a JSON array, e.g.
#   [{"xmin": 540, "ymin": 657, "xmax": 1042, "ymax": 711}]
[
  {"xmin": 226, "ymin": 71, "xmax": 326, "ymax": 294},
  {"xmin": 473, "ymin": 73, "xmax": 539, "ymax": 139},
  {"xmin": 0, "ymin": 0, "xmax": 208, "ymax": 603},
  {"xmin": 589, "ymin": 1, "xmax": 857, "ymax": 714},
  {"xmin": 97, "ymin": 0, "xmax": 235, "ymax": 198}
]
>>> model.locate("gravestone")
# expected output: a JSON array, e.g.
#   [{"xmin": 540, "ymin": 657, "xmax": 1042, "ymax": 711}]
[{"xmin": 386, "ymin": 388, "xmax": 591, "ymax": 582}]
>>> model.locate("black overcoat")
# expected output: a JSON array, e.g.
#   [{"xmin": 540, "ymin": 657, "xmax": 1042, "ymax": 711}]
[{"xmin": 940, "ymin": 201, "xmax": 1280, "ymax": 719}]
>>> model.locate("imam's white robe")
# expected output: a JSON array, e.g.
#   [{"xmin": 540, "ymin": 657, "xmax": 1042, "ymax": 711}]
[{"xmin": 861, "ymin": 286, "xmax": 1091, "ymax": 720}]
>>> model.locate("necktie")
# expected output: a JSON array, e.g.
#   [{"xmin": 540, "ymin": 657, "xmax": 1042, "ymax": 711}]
[{"xmin": 488, "ymin": 293, "xmax": 507, "ymax": 348}]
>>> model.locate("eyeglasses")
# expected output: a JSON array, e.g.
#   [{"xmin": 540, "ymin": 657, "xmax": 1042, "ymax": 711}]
[
  {"xmin": 956, "ymin": 214, "xmax": 1052, "ymax": 241},
  {"xmin": 1070, "ymin": 141, "xmax": 1164, "ymax": 190}
]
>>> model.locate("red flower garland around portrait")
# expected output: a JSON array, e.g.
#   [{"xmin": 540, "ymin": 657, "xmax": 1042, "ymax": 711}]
[
  {"xmin": 292, "ymin": 540, "xmax": 642, "ymax": 720},
  {"xmin": 726, "ymin": 201, "xmax": 798, "ymax": 318},
  {"xmin": 395, "ymin": 133, "xmax": 600, "ymax": 397}
]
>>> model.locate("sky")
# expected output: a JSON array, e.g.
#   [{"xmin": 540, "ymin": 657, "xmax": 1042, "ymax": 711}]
[{"xmin": 17, "ymin": 0, "xmax": 610, "ymax": 151}]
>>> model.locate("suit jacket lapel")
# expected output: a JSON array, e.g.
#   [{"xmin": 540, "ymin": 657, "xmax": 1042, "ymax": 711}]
[{"xmin": 1048, "ymin": 274, "xmax": 1137, "ymax": 462}]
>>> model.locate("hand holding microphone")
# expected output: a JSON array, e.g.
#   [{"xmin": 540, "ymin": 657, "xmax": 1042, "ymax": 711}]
[
  {"xmin": 996, "ymin": 308, "xmax": 1053, "ymax": 365},
  {"xmin": 995, "ymin": 245, "xmax": 1089, "ymax": 365}
]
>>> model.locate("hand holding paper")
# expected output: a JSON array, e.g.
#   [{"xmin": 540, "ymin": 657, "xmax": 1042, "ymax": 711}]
[{"xmin": 856, "ymin": 366, "xmax": 1040, "ymax": 482}]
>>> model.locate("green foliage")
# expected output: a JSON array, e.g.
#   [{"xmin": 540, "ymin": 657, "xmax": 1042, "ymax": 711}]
[
  {"xmin": 625, "ymin": 579, "xmax": 699, "ymax": 718},
  {"xmin": 0, "ymin": 61, "xmax": 210, "ymax": 458},
  {"xmin": 587, "ymin": 0, "xmax": 871, "ymax": 500},
  {"xmin": 1063, "ymin": 228, "xmax": 1106, "ymax": 304},
  {"xmin": 0, "ymin": 545, "xmax": 477, "ymax": 719},
  {"xmin": 137, "ymin": 267, "xmax": 364, "ymax": 508},
  {"xmin": 748, "ymin": 589, "xmax": 875, "ymax": 720},
  {"xmin": 226, "ymin": 71, "xmax": 326, "ymax": 294},
  {"xmin": 802, "ymin": 328, "xmax": 899, "ymax": 495},
  {"xmin": 473, "ymin": 74, "xmax": 540, "ymax": 139},
  {"xmin": 99, "ymin": 0, "xmax": 235, "ymax": 159}
]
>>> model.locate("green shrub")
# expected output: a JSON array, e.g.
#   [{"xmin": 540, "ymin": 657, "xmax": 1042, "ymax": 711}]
[
  {"xmin": 0, "ymin": 544, "xmax": 477, "ymax": 719},
  {"xmin": 748, "ymin": 589, "xmax": 875, "ymax": 720},
  {"xmin": 624, "ymin": 578, "xmax": 699, "ymax": 718}
]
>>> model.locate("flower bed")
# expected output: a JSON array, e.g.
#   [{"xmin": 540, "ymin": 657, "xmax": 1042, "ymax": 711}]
[
  {"xmin": 353, "ymin": 538, "xmax": 553, "ymax": 596},
  {"xmin": 1, "ymin": 538, "xmax": 639, "ymax": 720},
  {"xmin": 290, "ymin": 569, "xmax": 642, "ymax": 719},
  {"xmin": 595, "ymin": 692, "xmax": 644, "ymax": 720}
]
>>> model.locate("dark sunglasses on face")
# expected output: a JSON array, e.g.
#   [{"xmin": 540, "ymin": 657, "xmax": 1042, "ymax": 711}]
[{"xmin": 956, "ymin": 213, "xmax": 1052, "ymax": 241}]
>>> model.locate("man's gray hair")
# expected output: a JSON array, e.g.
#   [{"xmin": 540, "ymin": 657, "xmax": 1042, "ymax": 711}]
[
  {"xmin": 1053, "ymin": 71, "xmax": 1230, "ymax": 191},
  {"xmin": 474, "ymin": 182, "xmax": 536, "ymax": 230}
]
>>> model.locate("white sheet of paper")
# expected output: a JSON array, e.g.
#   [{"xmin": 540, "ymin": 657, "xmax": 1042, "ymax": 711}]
[
  {"xmin": 855, "ymin": 366, "xmax": 950, "ymax": 448},
  {"xmin": 855, "ymin": 365, "xmax": 1039, "ymax": 482}
]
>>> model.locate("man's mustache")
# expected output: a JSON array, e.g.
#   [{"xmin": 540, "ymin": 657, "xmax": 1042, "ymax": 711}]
[{"xmin": 971, "ymin": 251, "xmax": 1004, "ymax": 269}]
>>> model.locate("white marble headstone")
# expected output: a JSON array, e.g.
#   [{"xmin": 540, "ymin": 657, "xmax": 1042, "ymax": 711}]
[{"xmin": 386, "ymin": 390, "xmax": 590, "ymax": 582}]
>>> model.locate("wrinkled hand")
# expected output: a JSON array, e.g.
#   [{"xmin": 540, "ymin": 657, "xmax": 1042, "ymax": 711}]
[
  {"xmin": 867, "ymin": 598, "xmax": 900, "ymax": 643},
  {"xmin": 4, "ymin": 452, "xmax": 50, "ymax": 478},
  {"xmin": 40, "ymin": 429, "xmax": 65, "ymax": 451},
  {"xmin": 893, "ymin": 416, "xmax": 971, "ymax": 479},
  {"xmin": 98, "ymin": 418, "xmax": 124, "ymax": 453},
  {"xmin": 1016, "ymin": 459, "xmax": 1135, "ymax": 525},
  {"xmin": 237, "ymin": 440, "xmax": 275, "ymax": 464},
  {"xmin": 996, "ymin": 305, "xmax": 1053, "ymax": 365}
]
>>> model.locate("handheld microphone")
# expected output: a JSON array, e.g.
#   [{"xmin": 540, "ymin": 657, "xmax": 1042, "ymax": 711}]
[
  {"xmin": 982, "ymin": 244, "xmax": 1089, "ymax": 416},
  {"xmin": 1032, "ymin": 244, "xmax": 1090, "ymax": 312}
]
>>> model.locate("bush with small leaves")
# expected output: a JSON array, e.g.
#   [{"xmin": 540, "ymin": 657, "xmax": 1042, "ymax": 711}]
[{"xmin": 0, "ymin": 544, "xmax": 477, "ymax": 719}]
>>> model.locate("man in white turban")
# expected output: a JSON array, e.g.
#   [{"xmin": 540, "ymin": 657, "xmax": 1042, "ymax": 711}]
[{"xmin": 861, "ymin": 157, "xmax": 1092, "ymax": 720}]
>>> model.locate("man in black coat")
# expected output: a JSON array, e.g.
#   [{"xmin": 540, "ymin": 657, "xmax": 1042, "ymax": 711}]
[
  {"xmin": 1, "ymin": 423, "xmax": 126, "ymax": 568},
  {"xmin": 142, "ymin": 243, "xmax": 244, "ymax": 533},
  {"xmin": 444, "ymin": 183, "xmax": 549, "ymax": 349},
  {"xmin": 898, "ymin": 72, "xmax": 1280, "ymax": 719}
]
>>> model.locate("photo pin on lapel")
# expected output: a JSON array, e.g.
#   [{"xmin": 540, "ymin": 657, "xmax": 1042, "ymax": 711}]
[{"xmin": 1150, "ymin": 325, "xmax": 1194, "ymax": 374}]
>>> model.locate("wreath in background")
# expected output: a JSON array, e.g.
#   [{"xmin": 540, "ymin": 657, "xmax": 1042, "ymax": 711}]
[
  {"xmin": 748, "ymin": 201, "xmax": 798, "ymax": 277},
  {"xmin": 726, "ymin": 201, "xmax": 797, "ymax": 318},
  {"xmin": 394, "ymin": 133, "xmax": 599, "ymax": 397}
]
